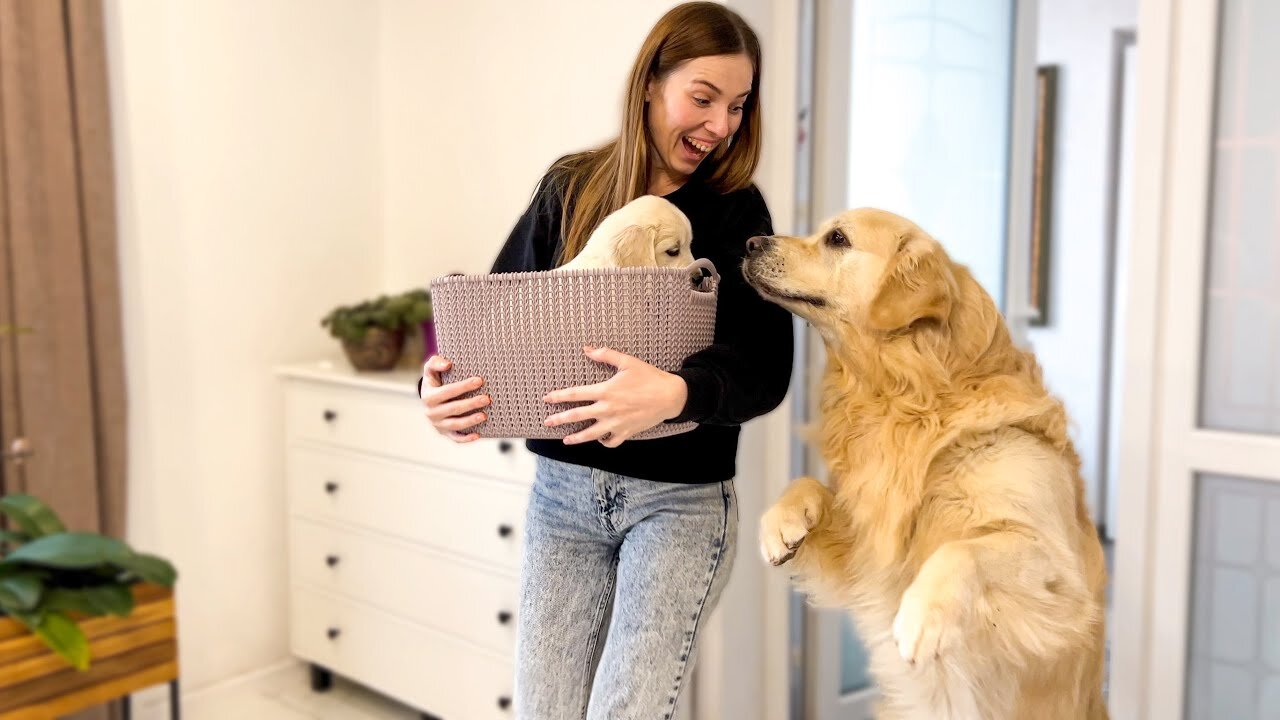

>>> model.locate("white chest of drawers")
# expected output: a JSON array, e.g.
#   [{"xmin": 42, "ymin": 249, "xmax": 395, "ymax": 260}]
[{"xmin": 276, "ymin": 362, "xmax": 535, "ymax": 720}]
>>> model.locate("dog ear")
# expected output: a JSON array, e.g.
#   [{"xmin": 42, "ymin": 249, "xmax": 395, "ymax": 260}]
[
  {"xmin": 610, "ymin": 224, "xmax": 659, "ymax": 267},
  {"xmin": 867, "ymin": 237, "xmax": 956, "ymax": 332}
]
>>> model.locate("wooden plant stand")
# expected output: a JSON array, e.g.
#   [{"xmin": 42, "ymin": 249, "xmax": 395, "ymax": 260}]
[{"xmin": 0, "ymin": 583, "xmax": 179, "ymax": 719}]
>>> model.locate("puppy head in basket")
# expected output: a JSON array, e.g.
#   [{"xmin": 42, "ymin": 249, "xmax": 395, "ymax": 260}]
[{"xmin": 559, "ymin": 195, "xmax": 694, "ymax": 271}]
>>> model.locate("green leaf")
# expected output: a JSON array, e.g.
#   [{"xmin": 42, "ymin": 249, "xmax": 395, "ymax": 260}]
[
  {"xmin": 10, "ymin": 607, "xmax": 44, "ymax": 627},
  {"xmin": 115, "ymin": 553, "xmax": 177, "ymax": 586},
  {"xmin": 0, "ymin": 528, "xmax": 29, "ymax": 547},
  {"xmin": 43, "ymin": 585, "xmax": 134, "ymax": 617},
  {"xmin": 0, "ymin": 532, "xmax": 131, "ymax": 569},
  {"xmin": 31, "ymin": 611, "xmax": 91, "ymax": 671},
  {"xmin": 0, "ymin": 495, "xmax": 66, "ymax": 538},
  {"xmin": 0, "ymin": 573, "xmax": 43, "ymax": 611}
]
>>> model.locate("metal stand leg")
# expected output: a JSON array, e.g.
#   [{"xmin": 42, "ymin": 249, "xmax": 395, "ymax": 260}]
[
  {"xmin": 121, "ymin": 693, "xmax": 131, "ymax": 720},
  {"xmin": 169, "ymin": 678, "xmax": 181, "ymax": 720}
]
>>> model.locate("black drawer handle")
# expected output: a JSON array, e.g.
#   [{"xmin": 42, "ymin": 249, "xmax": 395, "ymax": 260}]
[
  {"xmin": 326, "ymin": 627, "xmax": 340, "ymax": 640},
  {"xmin": 323, "ymin": 409, "xmax": 337, "ymax": 422},
  {"xmin": 498, "ymin": 696, "xmax": 511, "ymax": 711},
  {"xmin": 497, "ymin": 610, "xmax": 512, "ymax": 625},
  {"xmin": 324, "ymin": 480, "xmax": 339, "ymax": 494},
  {"xmin": 498, "ymin": 440, "xmax": 513, "ymax": 454},
  {"xmin": 325, "ymin": 554, "xmax": 340, "ymax": 568},
  {"xmin": 497, "ymin": 524, "xmax": 513, "ymax": 538}
]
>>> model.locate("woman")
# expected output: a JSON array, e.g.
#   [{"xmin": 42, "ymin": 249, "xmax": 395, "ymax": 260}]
[{"xmin": 420, "ymin": 3, "xmax": 792, "ymax": 717}]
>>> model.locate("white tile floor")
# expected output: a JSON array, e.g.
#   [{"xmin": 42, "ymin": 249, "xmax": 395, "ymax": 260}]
[{"xmin": 128, "ymin": 662, "xmax": 421, "ymax": 720}]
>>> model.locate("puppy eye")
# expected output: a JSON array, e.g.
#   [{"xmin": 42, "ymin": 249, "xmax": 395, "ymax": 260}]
[
  {"xmin": 826, "ymin": 229, "xmax": 850, "ymax": 248},
  {"xmin": 665, "ymin": 247, "xmax": 681, "ymax": 257}
]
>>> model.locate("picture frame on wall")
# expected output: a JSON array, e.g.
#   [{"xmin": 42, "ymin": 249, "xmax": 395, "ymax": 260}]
[{"xmin": 1030, "ymin": 64, "xmax": 1059, "ymax": 327}]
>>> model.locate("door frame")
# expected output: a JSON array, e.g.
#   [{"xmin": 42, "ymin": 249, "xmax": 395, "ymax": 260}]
[
  {"xmin": 1111, "ymin": 0, "xmax": 1280, "ymax": 716},
  {"xmin": 1098, "ymin": 27, "xmax": 1139, "ymax": 543},
  {"xmin": 1108, "ymin": 0, "xmax": 1176, "ymax": 713}
]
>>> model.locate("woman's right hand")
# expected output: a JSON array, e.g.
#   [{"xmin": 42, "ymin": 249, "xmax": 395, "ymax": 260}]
[{"xmin": 421, "ymin": 355, "xmax": 490, "ymax": 443}]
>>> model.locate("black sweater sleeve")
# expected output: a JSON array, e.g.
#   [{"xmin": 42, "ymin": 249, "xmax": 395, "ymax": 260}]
[
  {"xmin": 669, "ymin": 186, "xmax": 794, "ymax": 426},
  {"xmin": 490, "ymin": 170, "xmax": 565, "ymax": 273}
]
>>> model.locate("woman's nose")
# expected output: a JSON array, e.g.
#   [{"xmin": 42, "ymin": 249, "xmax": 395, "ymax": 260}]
[{"xmin": 706, "ymin": 108, "xmax": 730, "ymax": 139}]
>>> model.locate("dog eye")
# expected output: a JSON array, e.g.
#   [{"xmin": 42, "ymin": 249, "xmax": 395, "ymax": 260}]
[
  {"xmin": 826, "ymin": 229, "xmax": 850, "ymax": 248},
  {"xmin": 665, "ymin": 247, "xmax": 680, "ymax": 256}
]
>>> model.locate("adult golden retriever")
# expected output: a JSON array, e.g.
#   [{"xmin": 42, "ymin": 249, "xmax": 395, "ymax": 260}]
[{"xmin": 745, "ymin": 208, "xmax": 1107, "ymax": 719}]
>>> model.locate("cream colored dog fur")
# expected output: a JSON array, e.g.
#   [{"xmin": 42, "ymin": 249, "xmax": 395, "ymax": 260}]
[{"xmin": 559, "ymin": 195, "xmax": 694, "ymax": 270}]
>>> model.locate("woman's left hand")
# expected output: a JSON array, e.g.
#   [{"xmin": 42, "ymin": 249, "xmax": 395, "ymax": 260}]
[{"xmin": 543, "ymin": 346, "xmax": 688, "ymax": 447}]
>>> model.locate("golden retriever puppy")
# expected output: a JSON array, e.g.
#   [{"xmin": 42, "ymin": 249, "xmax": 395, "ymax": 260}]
[
  {"xmin": 745, "ymin": 208, "xmax": 1107, "ymax": 719},
  {"xmin": 560, "ymin": 195, "xmax": 694, "ymax": 270}
]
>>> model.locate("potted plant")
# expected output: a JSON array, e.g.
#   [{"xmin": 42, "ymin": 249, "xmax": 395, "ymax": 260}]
[
  {"xmin": 0, "ymin": 493, "xmax": 177, "ymax": 671},
  {"xmin": 320, "ymin": 289, "xmax": 432, "ymax": 371}
]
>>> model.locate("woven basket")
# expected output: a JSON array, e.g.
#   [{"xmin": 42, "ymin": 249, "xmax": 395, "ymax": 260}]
[{"xmin": 430, "ymin": 259, "xmax": 719, "ymax": 440}]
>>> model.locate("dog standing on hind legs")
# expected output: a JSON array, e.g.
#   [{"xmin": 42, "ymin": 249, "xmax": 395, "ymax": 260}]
[{"xmin": 747, "ymin": 208, "xmax": 1108, "ymax": 719}]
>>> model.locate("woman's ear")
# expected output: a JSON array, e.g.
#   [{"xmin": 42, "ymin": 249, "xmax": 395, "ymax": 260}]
[{"xmin": 866, "ymin": 239, "xmax": 957, "ymax": 332}]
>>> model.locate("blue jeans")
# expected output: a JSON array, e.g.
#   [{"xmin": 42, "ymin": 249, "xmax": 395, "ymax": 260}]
[{"xmin": 514, "ymin": 456, "xmax": 738, "ymax": 719}]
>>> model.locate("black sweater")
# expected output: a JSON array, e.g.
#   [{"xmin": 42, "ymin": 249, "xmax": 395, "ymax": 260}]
[{"xmin": 472, "ymin": 166, "xmax": 792, "ymax": 483}]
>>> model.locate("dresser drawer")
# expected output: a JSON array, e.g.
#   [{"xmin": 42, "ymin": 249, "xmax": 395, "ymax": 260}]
[
  {"xmin": 284, "ymin": 378, "xmax": 534, "ymax": 483},
  {"xmin": 291, "ymin": 586, "xmax": 514, "ymax": 719},
  {"xmin": 287, "ymin": 445, "xmax": 527, "ymax": 569},
  {"xmin": 289, "ymin": 517, "xmax": 518, "ymax": 654}
]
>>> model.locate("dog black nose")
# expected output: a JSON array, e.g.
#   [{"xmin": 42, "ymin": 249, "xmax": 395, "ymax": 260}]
[{"xmin": 746, "ymin": 236, "xmax": 772, "ymax": 256}]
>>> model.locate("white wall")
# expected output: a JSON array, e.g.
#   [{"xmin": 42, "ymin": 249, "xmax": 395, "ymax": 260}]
[
  {"xmin": 107, "ymin": 0, "xmax": 799, "ymax": 708},
  {"xmin": 1029, "ymin": 0, "xmax": 1138, "ymax": 518},
  {"xmin": 106, "ymin": 0, "xmax": 382, "ymax": 690},
  {"xmin": 379, "ymin": 0, "xmax": 685, "ymax": 287}
]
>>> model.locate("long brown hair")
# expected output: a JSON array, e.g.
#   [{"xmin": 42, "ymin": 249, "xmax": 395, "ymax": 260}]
[{"xmin": 554, "ymin": 2, "xmax": 763, "ymax": 265}]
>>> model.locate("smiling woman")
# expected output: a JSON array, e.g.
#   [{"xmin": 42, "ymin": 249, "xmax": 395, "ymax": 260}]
[
  {"xmin": 417, "ymin": 3, "xmax": 793, "ymax": 718},
  {"xmin": 646, "ymin": 57, "xmax": 754, "ymax": 190}
]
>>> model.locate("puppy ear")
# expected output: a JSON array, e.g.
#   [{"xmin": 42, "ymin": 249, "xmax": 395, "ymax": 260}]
[
  {"xmin": 867, "ymin": 237, "xmax": 956, "ymax": 332},
  {"xmin": 610, "ymin": 225, "xmax": 659, "ymax": 267}
]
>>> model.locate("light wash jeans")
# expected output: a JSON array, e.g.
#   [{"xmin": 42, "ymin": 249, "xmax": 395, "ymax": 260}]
[{"xmin": 514, "ymin": 456, "xmax": 738, "ymax": 720}]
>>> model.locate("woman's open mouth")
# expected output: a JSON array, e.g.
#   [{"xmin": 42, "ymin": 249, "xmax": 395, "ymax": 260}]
[{"xmin": 681, "ymin": 136, "xmax": 715, "ymax": 162}]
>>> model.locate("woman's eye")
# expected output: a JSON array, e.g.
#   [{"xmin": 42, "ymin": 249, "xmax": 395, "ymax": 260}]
[
  {"xmin": 665, "ymin": 247, "xmax": 681, "ymax": 257},
  {"xmin": 693, "ymin": 97, "xmax": 711, "ymax": 107},
  {"xmin": 826, "ymin": 229, "xmax": 850, "ymax": 248},
  {"xmin": 730, "ymin": 106, "xmax": 744, "ymax": 114}
]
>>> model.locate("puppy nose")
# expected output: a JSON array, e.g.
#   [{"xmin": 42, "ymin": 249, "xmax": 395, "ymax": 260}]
[{"xmin": 746, "ymin": 236, "xmax": 772, "ymax": 256}]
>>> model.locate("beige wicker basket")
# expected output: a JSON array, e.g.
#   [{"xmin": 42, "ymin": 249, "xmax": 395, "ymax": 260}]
[{"xmin": 429, "ymin": 259, "xmax": 719, "ymax": 440}]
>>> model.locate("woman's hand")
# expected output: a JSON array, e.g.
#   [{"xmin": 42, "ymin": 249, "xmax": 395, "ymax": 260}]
[
  {"xmin": 543, "ymin": 346, "xmax": 688, "ymax": 448},
  {"xmin": 421, "ymin": 355, "xmax": 490, "ymax": 443}
]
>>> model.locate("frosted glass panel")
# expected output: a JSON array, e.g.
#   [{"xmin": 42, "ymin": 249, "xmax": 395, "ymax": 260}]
[
  {"xmin": 1198, "ymin": 0, "xmax": 1280, "ymax": 435},
  {"xmin": 1186, "ymin": 474, "xmax": 1280, "ymax": 719},
  {"xmin": 846, "ymin": 0, "xmax": 1014, "ymax": 306}
]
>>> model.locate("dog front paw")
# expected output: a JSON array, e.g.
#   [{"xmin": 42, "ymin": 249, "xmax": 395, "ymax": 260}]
[
  {"xmin": 891, "ymin": 582, "xmax": 960, "ymax": 665},
  {"xmin": 759, "ymin": 477, "xmax": 828, "ymax": 566},
  {"xmin": 759, "ymin": 504, "xmax": 809, "ymax": 566}
]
